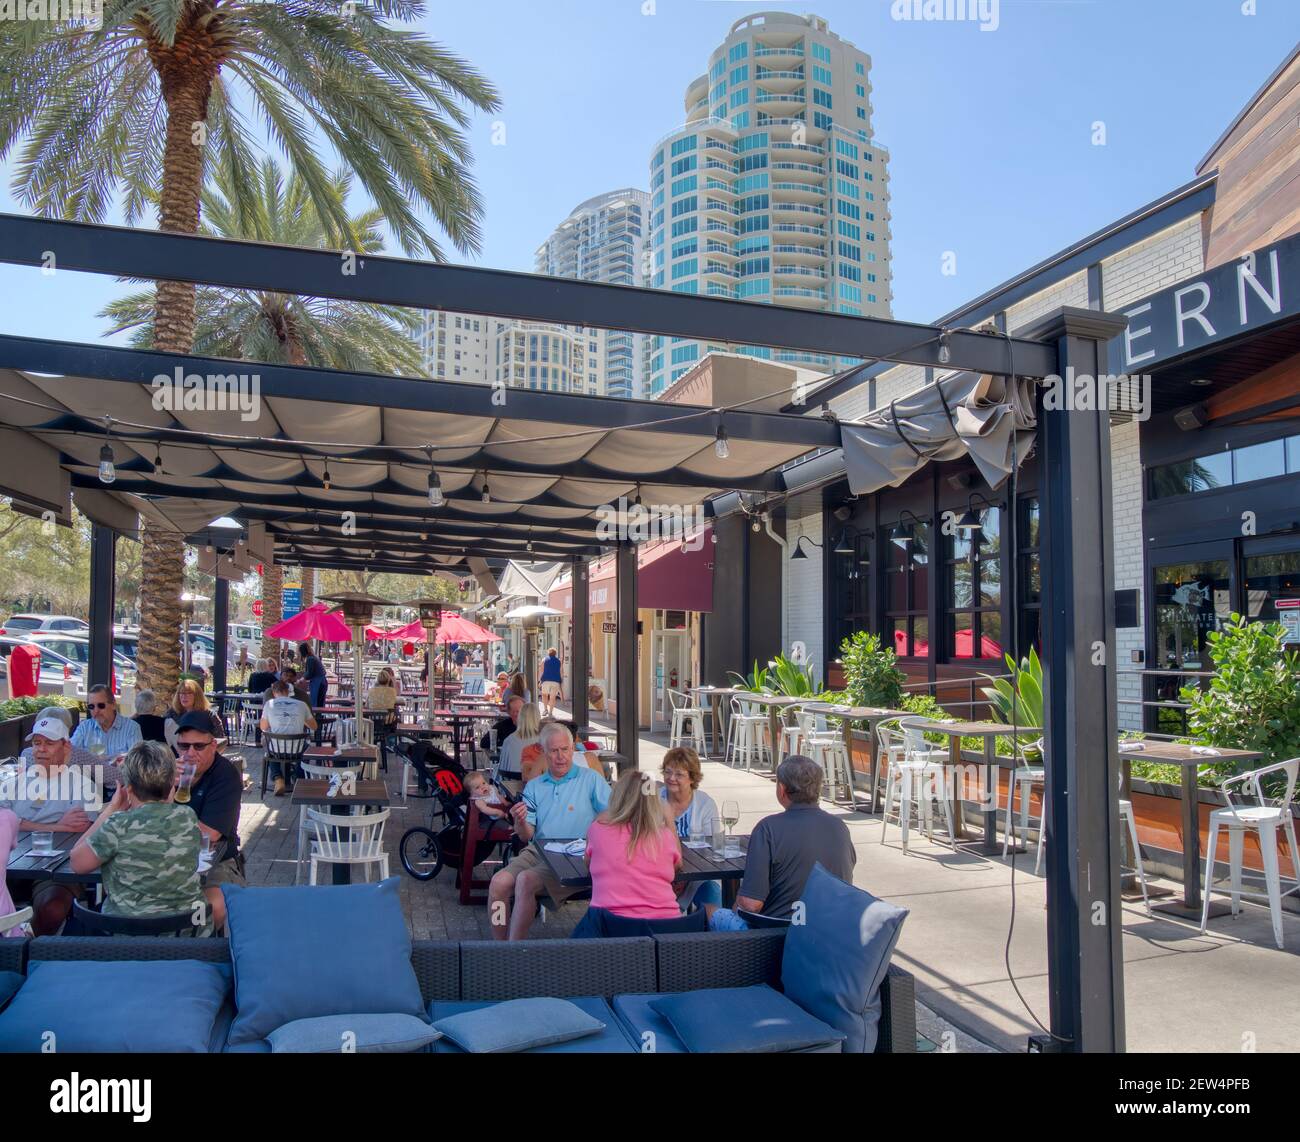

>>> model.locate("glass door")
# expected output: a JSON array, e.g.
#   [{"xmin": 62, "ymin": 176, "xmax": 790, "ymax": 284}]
[
  {"xmin": 650, "ymin": 628, "xmax": 687, "ymax": 732},
  {"xmin": 1150, "ymin": 553, "xmax": 1232, "ymax": 734},
  {"xmin": 1242, "ymin": 535, "xmax": 1300, "ymax": 648}
]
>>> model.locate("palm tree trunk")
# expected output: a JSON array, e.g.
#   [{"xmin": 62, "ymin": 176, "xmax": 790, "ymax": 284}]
[
  {"xmin": 134, "ymin": 61, "xmax": 214, "ymax": 695},
  {"xmin": 137, "ymin": 523, "xmax": 183, "ymax": 692},
  {"xmin": 301, "ymin": 566, "xmax": 315, "ymax": 608},
  {"xmin": 260, "ymin": 562, "xmax": 283, "ymax": 661}
]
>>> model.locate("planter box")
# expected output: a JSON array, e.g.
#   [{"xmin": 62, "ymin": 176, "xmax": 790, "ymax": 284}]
[{"xmin": 0, "ymin": 707, "xmax": 82, "ymax": 758}]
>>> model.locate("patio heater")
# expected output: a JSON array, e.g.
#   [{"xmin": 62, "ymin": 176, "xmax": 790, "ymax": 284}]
[
  {"xmin": 320, "ymin": 592, "xmax": 397, "ymax": 727},
  {"xmin": 399, "ymin": 597, "xmax": 446, "ymax": 729},
  {"xmin": 180, "ymin": 592, "xmax": 209, "ymax": 676}
]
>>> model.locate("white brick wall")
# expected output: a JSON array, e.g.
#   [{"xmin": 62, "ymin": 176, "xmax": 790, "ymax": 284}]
[
  {"xmin": 1101, "ymin": 216, "xmax": 1204, "ymax": 310},
  {"xmin": 1110, "ymin": 420, "xmax": 1145, "ymax": 731},
  {"xmin": 784, "ymin": 494, "xmax": 824, "ymax": 684},
  {"xmin": 1006, "ymin": 270, "xmax": 1090, "ymax": 333}
]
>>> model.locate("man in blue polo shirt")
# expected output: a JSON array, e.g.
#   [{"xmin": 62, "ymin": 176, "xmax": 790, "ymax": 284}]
[{"xmin": 488, "ymin": 722, "xmax": 609, "ymax": 941}]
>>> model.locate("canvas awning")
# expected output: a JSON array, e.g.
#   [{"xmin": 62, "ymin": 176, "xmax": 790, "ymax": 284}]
[
  {"xmin": 549, "ymin": 531, "xmax": 714, "ymax": 614},
  {"xmin": 839, "ymin": 372, "xmax": 1038, "ymax": 496}
]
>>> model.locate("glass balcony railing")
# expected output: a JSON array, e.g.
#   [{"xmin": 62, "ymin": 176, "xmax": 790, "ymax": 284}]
[
  {"xmin": 754, "ymin": 44, "xmax": 805, "ymax": 57},
  {"xmin": 775, "ymin": 286, "xmax": 827, "ymax": 300},
  {"xmin": 772, "ymin": 223, "xmax": 827, "ymax": 236},
  {"xmin": 771, "ymin": 201, "xmax": 827, "ymax": 216}
]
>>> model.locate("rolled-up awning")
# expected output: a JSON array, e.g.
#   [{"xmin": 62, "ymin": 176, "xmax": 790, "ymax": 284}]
[{"xmin": 840, "ymin": 372, "xmax": 1037, "ymax": 496}]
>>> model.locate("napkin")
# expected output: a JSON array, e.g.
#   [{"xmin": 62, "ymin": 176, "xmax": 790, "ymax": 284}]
[
  {"xmin": 543, "ymin": 839, "xmax": 587, "ymax": 856},
  {"xmin": 1190, "ymin": 745, "xmax": 1222, "ymax": 756},
  {"xmin": 1118, "ymin": 741, "xmax": 1145, "ymax": 752}
]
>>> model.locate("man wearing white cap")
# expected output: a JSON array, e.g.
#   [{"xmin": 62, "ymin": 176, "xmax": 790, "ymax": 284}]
[{"xmin": 0, "ymin": 715, "xmax": 100, "ymax": 935}]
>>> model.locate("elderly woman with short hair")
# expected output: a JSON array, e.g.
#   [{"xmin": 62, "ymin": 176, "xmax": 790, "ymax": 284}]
[
  {"xmin": 131, "ymin": 689, "xmax": 169, "ymax": 744},
  {"xmin": 70, "ymin": 741, "xmax": 209, "ymax": 930}
]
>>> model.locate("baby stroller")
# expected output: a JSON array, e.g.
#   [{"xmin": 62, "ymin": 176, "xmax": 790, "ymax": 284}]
[{"xmin": 398, "ymin": 762, "xmax": 519, "ymax": 885}]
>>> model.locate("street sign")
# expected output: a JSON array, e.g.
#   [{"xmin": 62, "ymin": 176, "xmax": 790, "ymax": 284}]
[
  {"xmin": 252, "ymin": 599, "xmax": 263, "ymax": 618},
  {"xmin": 283, "ymin": 583, "xmax": 302, "ymax": 619},
  {"xmin": 1277, "ymin": 598, "xmax": 1300, "ymax": 644},
  {"xmin": 601, "ymin": 621, "xmax": 616, "ymax": 634}
]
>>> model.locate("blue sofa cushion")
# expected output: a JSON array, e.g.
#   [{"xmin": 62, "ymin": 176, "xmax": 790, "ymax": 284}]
[
  {"xmin": 0, "ymin": 971, "xmax": 23, "ymax": 1013},
  {"xmin": 222, "ymin": 879, "xmax": 426, "ymax": 1046},
  {"xmin": 781, "ymin": 863, "xmax": 908, "ymax": 1053},
  {"xmin": 269, "ymin": 1013, "xmax": 442, "ymax": 1054},
  {"xmin": 0, "ymin": 960, "xmax": 231, "ymax": 1053},
  {"xmin": 649, "ymin": 984, "xmax": 844, "ymax": 1053},
  {"xmin": 430, "ymin": 997, "xmax": 608, "ymax": 1053},
  {"xmin": 611, "ymin": 993, "xmax": 687, "ymax": 1054}
]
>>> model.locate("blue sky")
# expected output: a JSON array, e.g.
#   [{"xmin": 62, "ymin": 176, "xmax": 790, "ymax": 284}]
[{"xmin": 0, "ymin": 0, "xmax": 1295, "ymax": 351}]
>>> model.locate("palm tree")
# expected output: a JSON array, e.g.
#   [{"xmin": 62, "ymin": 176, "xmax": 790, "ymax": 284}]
[
  {"xmin": 0, "ymin": 1, "xmax": 500, "ymax": 691},
  {"xmin": 100, "ymin": 159, "xmax": 426, "ymax": 374}
]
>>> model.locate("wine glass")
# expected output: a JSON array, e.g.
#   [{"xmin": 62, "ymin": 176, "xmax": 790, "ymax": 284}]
[{"xmin": 721, "ymin": 800, "xmax": 741, "ymax": 859}]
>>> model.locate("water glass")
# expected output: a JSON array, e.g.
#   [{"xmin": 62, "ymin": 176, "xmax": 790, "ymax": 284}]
[
  {"xmin": 710, "ymin": 824, "xmax": 727, "ymax": 858},
  {"xmin": 31, "ymin": 831, "xmax": 55, "ymax": 855},
  {"xmin": 687, "ymin": 824, "xmax": 707, "ymax": 849}
]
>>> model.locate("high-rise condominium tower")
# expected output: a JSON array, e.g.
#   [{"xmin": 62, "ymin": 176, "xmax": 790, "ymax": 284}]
[
  {"xmin": 422, "ymin": 188, "xmax": 649, "ymax": 399},
  {"xmin": 644, "ymin": 11, "xmax": 893, "ymax": 396}
]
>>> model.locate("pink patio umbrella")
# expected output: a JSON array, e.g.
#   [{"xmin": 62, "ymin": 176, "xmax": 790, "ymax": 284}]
[{"xmin": 263, "ymin": 602, "xmax": 352, "ymax": 643}]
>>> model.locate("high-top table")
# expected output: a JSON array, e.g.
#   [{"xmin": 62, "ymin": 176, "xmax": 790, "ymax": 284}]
[
  {"xmin": 742, "ymin": 694, "xmax": 804, "ymax": 771},
  {"xmin": 689, "ymin": 686, "xmax": 743, "ymax": 757},
  {"xmin": 802, "ymin": 703, "xmax": 910, "ymax": 809},
  {"xmin": 1118, "ymin": 739, "xmax": 1262, "ymax": 918},
  {"xmin": 901, "ymin": 718, "xmax": 1040, "ymax": 854}
]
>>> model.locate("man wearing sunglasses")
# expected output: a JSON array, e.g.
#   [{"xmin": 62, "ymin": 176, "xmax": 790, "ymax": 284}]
[
  {"xmin": 173, "ymin": 711, "xmax": 246, "ymax": 932},
  {"xmin": 71, "ymin": 685, "xmax": 141, "ymax": 763}
]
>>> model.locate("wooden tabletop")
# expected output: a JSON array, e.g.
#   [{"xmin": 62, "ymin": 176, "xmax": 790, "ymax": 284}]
[
  {"xmin": 905, "ymin": 717, "xmax": 1039, "ymax": 737},
  {"xmin": 803, "ymin": 703, "xmax": 908, "ymax": 719},
  {"xmin": 304, "ymin": 744, "xmax": 378, "ymax": 760},
  {"xmin": 537, "ymin": 837, "xmax": 748, "ymax": 887},
  {"xmin": 396, "ymin": 722, "xmax": 453, "ymax": 735},
  {"xmin": 1118, "ymin": 741, "xmax": 1261, "ymax": 765},
  {"xmin": 289, "ymin": 780, "xmax": 390, "ymax": 807},
  {"xmin": 742, "ymin": 693, "xmax": 803, "ymax": 706}
]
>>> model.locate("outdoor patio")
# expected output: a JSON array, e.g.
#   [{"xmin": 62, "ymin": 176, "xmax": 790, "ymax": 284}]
[{"xmin": 225, "ymin": 716, "xmax": 1298, "ymax": 1055}]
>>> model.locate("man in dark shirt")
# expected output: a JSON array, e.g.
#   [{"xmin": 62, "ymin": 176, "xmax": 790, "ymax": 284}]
[
  {"xmin": 707, "ymin": 754, "xmax": 857, "ymax": 930},
  {"xmin": 174, "ymin": 711, "xmax": 246, "ymax": 932}
]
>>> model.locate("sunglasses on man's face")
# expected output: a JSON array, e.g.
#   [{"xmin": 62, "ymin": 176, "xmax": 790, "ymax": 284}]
[
  {"xmin": 89, "ymin": 702, "xmax": 112, "ymax": 710},
  {"xmin": 177, "ymin": 741, "xmax": 213, "ymax": 754}
]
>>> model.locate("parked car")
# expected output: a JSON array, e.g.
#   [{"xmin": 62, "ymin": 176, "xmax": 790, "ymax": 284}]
[
  {"xmin": 0, "ymin": 635, "xmax": 87, "ymax": 697},
  {"xmin": 0, "ymin": 613, "xmax": 88, "ymax": 635},
  {"xmin": 21, "ymin": 632, "xmax": 136, "ymax": 684}
]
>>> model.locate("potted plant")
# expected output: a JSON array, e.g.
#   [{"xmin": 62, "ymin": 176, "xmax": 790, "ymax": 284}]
[{"xmin": 981, "ymin": 648, "xmax": 1044, "ymax": 759}]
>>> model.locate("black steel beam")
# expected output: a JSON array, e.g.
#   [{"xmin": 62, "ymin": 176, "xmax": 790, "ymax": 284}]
[
  {"xmin": 243, "ymin": 505, "xmax": 602, "ymax": 543},
  {"xmin": 0, "ymin": 214, "xmax": 1056, "ymax": 376},
  {"xmin": 88, "ymin": 524, "xmax": 116, "ymax": 691},
  {"xmin": 296, "ymin": 556, "xmax": 467, "ymax": 576},
  {"xmin": 212, "ymin": 578, "xmax": 229, "ymax": 694},
  {"xmin": 41, "ymin": 417, "xmax": 782, "ymax": 493},
  {"xmin": 0, "ymin": 333, "xmax": 838, "ymax": 448},
  {"xmin": 271, "ymin": 533, "xmax": 599, "ymax": 559},
  {"xmin": 1029, "ymin": 306, "xmax": 1128, "ymax": 1054},
  {"xmin": 616, "ymin": 542, "xmax": 638, "ymax": 763},
  {"xmin": 269, "ymin": 522, "xmax": 597, "ymax": 549},
  {"xmin": 571, "ymin": 557, "xmax": 589, "ymax": 732}
]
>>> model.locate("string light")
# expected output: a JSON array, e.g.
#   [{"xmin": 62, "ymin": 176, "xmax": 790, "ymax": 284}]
[
  {"xmin": 153, "ymin": 443, "xmax": 164, "ymax": 474},
  {"xmin": 322, "ymin": 460, "xmax": 332, "ymax": 491},
  {"xmin": 98, "ymin": 441, "xmax": 116, "ymax": 484},
  {"xmin": 714, "ymin": 422, "xmax": 730, "ymax": 461},
  {"xmin": 938, "ymin": 328, "xmax": 952, "ymax": 366}
]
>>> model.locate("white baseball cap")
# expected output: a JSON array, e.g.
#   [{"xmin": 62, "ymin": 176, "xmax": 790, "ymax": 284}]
[{"xmin": 26, "ymin": 715, "xmax": 71, "ymax": 743}]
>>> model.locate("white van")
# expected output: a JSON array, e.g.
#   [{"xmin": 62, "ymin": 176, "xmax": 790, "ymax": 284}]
[{"xmin": 230, "ymin": 623, "xmax": 263, "ymax": 660}]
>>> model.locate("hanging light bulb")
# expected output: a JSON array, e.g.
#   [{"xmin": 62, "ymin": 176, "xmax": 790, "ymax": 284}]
[
  {"xmin": 98, "ymin": 442, "xmax": 116, "ymax": 484},
  {"xmin": 633, "ymin": 484, "xmax": 643, "ymax": 509},
  {"xmin": 751, "ymin": 514, "xmax": 762, "ymax": 533},
  {"xmin": 322, "ymin": 460, "xmax": 332, "ymax": 491},
  {"xmin": 937, "ymin": 328, "xmax": 952, "ymax": 366},
  {"xmin": 153, "ymin": 443, "xmax": 164, "ymax": 475},
  {"xmin": 481, "ymin": 476, "xmax": 490, "ymax": 504},
  {"xmin": 427, "ymin": 469, "xmax": 444, "ymax": 508},
  {"xmin": 714, "ymin": 423, "xmax": 730, "ymax": 460}
]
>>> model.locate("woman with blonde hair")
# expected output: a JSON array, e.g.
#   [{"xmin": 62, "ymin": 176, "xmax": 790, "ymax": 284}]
[
  {"xmin": 367, "ymin": 667, "xmax": 398, "ymax": 712},
  {"xmin": 494, "ymin": 701, "xmax": 542, "ymax": 792},
  {"xmin": 573, "ymin": 770, "xmax": 682, "ymax": 935},
  {"xmin": 164, "ymin": 678, "xmax": 224, "ymax": 752}
]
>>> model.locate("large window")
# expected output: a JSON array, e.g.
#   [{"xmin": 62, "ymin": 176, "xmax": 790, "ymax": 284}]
[
  {"xmin": 947, "ymin": 507, "xmax": 1002, "ymax": 660},
  {"xmin": 1149, "ymin": 434, "xmax": 1300, "ymax": 498},
  {"xmin": 884, "ymin": 520, "xmax": 930, "ymax": 657},
  {"xmin": 830, "ymin": 530, "xmax": 870, "ymax": 654}
]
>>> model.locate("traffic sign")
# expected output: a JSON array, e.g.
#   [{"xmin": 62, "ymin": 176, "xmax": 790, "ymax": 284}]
[{"xmin": 252, "ymin": 599, "xmax": 263, "ymax": 618}]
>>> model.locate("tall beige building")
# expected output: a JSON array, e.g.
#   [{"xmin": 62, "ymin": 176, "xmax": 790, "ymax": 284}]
[{"xmin": 645, "ymin": 10, "xmax": 893, "ymax": 395}]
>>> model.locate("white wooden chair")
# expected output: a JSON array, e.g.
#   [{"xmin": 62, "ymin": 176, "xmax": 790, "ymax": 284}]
[
  {"xmin": 1200, "ymin": 757, "xmax": 1299, "ymax": 948},
  {"xmin": 306, "ymin": 807, "xmax": 391, "ymax": 885},
  {"xmin": 1, "ymin": 905, "xmax": 33, "ymax": 937},
  {"xmin": 295, "ymin": 762, "xmax": 366, "ymax": 883},
  {"xmin": 668, "ymin": 688, "xmax": 707, "ymax": 752}
]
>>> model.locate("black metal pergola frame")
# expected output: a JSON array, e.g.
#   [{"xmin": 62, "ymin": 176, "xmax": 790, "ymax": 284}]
[{"xmin": 0, "ymin": 213, "xmax": 1122, "ymax": 1051}]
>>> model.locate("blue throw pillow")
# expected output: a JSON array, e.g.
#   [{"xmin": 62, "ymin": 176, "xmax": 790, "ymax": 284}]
[
  {"xmin": 0, "ymin": 960, "xmax": 231, "ymax": 1053},
  {"xmin": 222, "ymin": 879, "xmax": 426, "ymax": 1046},
  {"xmin": 431, "ymin": 998, "xmax": 604, "ymax": 1053},
  {"xmin": 649, "ymin": 984, "xmax": 844, "ymax": 1053},
  {"xmin": 781, "ymin": 863, "xmax": 908, "ymax": 1053},
  {"xmin": 268, "ymin": 1014, "xmax": 442, "ymax": 1054},
  {"xmin": 0, "ymin": 971, "xmax": 24, "ymax": 1013}
]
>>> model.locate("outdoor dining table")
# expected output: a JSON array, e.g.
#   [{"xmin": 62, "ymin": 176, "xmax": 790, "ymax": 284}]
[
  {"xmin": 5, "ymin": 831, "xmax": 101, "ymax": 887},
  {"xmin": 689, "ymin": 685, "xmax": 743, "ymax": 757},
  {"xmin": 289, "ymin": 778, "xmax": 390, "ymax": 885},
  {"xmin": 1118, "ymin": 739, "xmax": 1262, "ymax": 919},
  {"xmin": 801, "ymin": 703, "xmax": 910, "ymax": 809},
  {"xmin": 902, "ymin": 718, "xmax": 1041, "ymax": 855},
  {"xmin": 536, "ymin": 836, "xmax": 749, "ymax": 908}
]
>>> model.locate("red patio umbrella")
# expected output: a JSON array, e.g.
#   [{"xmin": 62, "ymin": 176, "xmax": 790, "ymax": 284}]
[{"xmin": 263, "ymin": 601, "xmax": 352, "ymax": 643}]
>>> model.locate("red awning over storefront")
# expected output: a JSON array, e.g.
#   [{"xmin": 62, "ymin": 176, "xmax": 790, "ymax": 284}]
[{"xmin": 549, "ymin": 531, "xmax": 714, "ymax": 614}]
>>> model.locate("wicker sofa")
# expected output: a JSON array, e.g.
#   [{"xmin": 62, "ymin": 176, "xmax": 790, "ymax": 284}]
[{"xmin": 0, "ymin": 928, "xmax": 917, "ymax": 1053}]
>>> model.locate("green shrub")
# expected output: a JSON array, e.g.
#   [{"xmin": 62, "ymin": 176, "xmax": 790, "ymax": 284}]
[
  {"xmin": 839, "ymin": 631, "xmax": 906, "ymax": 708},
  {"xmin": 0, "ymin": 695, "xmax": 83, "ymax": 722}
]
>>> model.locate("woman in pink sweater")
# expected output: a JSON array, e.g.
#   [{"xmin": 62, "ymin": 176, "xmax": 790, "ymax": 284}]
[{"xmin": 581, "ymin": 771, "xmax": 682, "ymax": 925}]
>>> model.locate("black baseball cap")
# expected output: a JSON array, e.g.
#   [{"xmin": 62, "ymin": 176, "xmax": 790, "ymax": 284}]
[{"xmin": 175, "ymin": 711, "xmax": 218, "ymax": 736}]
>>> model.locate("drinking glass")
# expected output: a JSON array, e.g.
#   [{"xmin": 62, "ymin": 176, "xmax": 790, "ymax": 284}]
[
  {"xmin": 175, "ymin": 762, "xmax": 196, "ymax": 805},
  {"xmin": 687, "ymin": 823, "xmax": 707, "ymax": 849},
  {"xmin": 31, "ymin": 831, "xmax": 55, "ymax": 855},
  {"xmin": 721, "ymin": 800, "xmax": 740, "ymax": 835},
  {"xmin": 710, "ymin": 824, "xmax": 727, "ymax": 859}
]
